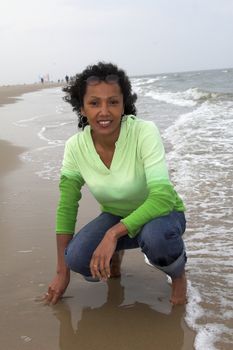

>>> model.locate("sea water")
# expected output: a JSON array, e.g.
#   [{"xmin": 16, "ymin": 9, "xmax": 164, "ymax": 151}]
[{"xmin": 15, "ymin": 68, "xmax": 233, "ymax": 349}]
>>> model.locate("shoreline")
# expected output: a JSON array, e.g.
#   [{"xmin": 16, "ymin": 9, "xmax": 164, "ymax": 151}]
[
  {"xmin": 0, "ymin": 139, "xmax": 27, "ymax": 177},
  {"xmin": 0, "ymin": 87, "xmax": 196, "ymax": 350},
  {"xmin": 0, "ymin": 82, "xmax": 64, "ymax": 107}
]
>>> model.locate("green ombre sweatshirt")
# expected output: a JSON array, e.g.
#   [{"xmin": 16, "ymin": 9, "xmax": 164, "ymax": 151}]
[{"xmin": 56, "ymin": 116, "xmax": 185, "ymax": 237}]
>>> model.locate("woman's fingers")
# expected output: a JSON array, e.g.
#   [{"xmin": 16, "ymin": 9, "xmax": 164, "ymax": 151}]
[
  {"xmin": 105, "ymin": 259, "xmax": 111, "ymax": 279},
  {"xmin": 51, "ymin": 290, "xmax": 62, "ymax": 305},
  {"xmin": 44, "ymin": 287, "xmax": 62, "ymax": 305},
  {"xmin": 90, "ymin": 255, "xmax": 102, "ymax": 279},
  {"xmin": 99, "ymin": 256, "xmax": 110, "ymax": 280},
  {"xmin": 90, "ymin": 254, "xmax": 110, "ymax": 280}
]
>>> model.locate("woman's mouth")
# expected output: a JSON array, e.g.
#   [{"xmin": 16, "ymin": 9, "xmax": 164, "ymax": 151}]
[{"xmin": 98, "ymin": 120, "xmax": 112, "ymax": 127}]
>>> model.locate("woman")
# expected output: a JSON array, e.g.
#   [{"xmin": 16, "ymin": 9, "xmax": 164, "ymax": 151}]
[{"xmin": 45, "ymin": 62, "xmax": 187, "ymax": 306}]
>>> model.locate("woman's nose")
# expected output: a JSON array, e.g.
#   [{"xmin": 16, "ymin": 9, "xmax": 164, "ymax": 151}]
[{"xmin": 100, "ymin": 103, "xmax": 109, "ymax": 115}]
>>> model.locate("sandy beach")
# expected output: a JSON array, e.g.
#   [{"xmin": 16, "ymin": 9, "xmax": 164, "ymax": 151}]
[
  {"xmin": 0, "ymin": 85, "xmax": 195, "ymax": 349},
  {"xmin": 0, "ymin": 83, "xmax": 63, "ymax": 107}
]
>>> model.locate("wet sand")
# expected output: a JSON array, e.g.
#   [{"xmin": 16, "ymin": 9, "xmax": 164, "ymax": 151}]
[{"xmin": 0, "ymin": 86, "xmax": 195, "ymax": 349}]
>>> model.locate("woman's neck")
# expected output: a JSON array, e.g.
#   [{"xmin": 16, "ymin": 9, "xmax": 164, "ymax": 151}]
[{"xmin": 91, "ymin": 129, "xmax": 120, "ymax": 150}]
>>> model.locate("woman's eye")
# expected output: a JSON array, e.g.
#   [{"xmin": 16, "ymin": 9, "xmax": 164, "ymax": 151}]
[
  {"xmin": 89, "ymin": 101, "xmax": 98, "ymax": 106},
  {"xmin": 109, "ymin": 100, "xmax": 119, "ymax": 105}
]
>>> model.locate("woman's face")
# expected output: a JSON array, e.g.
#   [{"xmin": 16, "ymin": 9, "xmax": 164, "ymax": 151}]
[{"xmin": 81, "ymin": 81, "xmax": 124, "ymax": 140}]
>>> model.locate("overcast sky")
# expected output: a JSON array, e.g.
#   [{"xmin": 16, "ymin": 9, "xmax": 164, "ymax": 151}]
[{"xmin": 0, "ymin": 0, "xmax": 232, "ymax": 84}]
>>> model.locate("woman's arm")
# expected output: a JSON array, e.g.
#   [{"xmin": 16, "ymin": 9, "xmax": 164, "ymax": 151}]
[
  {"xmin": 46, "ymin": 174, "xmax": 84, "ymax": 304},
  {"xmin": 56, "ymin": 234, "xmax": 73, "ymax": 273},
  {"xmin": 45, "ymin": 234, "xmax": 73, "ymax": 305}
]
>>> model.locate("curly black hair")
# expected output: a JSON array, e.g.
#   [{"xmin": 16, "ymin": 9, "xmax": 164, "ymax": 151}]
[{"xmin": 63, "ymin": 62, "xmax": 137, "ymax": 129}]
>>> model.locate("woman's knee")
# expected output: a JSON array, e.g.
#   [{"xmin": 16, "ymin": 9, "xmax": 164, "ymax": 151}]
[
  {"xmin": 64, "ymin": 239, "xmax": 91, "ymax": 276},
  {"xmin": 138, "ymin": 212, "xmax": 185, "ymax": 267},
  {"xmin": 64, "ymin": 212, "xmax": 121, "ymax": 275}
]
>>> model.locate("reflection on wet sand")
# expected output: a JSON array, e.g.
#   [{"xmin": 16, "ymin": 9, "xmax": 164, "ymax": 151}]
[{"xmin": 55, "ymin": 279, "xmax": 186, "ymax": 350}]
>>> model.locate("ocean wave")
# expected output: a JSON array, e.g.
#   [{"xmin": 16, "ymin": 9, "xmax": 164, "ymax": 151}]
[
  {"xmin": 132, "ymin": 76, "xmax": 167, "ymax": 86},
  {"xmin": 145, "ymin": 87, "xmax": 218, "ymax": 107}
]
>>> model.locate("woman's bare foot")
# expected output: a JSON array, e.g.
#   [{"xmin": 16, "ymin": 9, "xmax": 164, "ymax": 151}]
[
  {"xmin": 110, "ymin": 251, "xmax": 124, "ymax": 278},
  {"xmin": 170, "ymin": 271, "xmax": 187, "ymax": 305}
]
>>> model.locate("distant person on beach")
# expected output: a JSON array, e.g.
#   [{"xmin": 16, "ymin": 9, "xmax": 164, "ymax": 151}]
[
  {"xmin": 65, "ymin": 75, "xmax": 69, "ymax": 83},
  {"xmin": 45, "ymin": 62, "xmax": 187, "ymax": 306}
]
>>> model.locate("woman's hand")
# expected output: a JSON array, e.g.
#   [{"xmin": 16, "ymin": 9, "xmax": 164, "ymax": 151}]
[
  {"xmin": 90, "ymin": 232, "xmax": 117, "ymax": 281},
  {"xmin": 44, "ymin": 270, "xmax": 70, "ymax": 305},
  {"xmin": 90, "ymin": 222, "xmax": 128, "ymax": 280}
]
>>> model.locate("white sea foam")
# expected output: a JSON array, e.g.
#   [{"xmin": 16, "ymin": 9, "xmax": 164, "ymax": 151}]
[
  {"xmin": 194, "ymin": 324, "xmax": 232, "ymax": 350},
  {"xmin": 35, "ymin": 162, "xmax": 62, "ymax": 180},
  {"xmin": 20, "ymin": 143, "xmax": 65, "ymax": 180},
  {"xmin": 132, "ymin": 86, "xmax": 143, "ymax": 94},
  {"xmin": 163, "ymin": 99, "xmax": 233, "ymax": 349},
  {"xmin": 37, "ymin": 121, "xmax": 73, "ymax": 144},
  {"xmin": 17, "ymin": 250, "xmax": 33, "ymax": 253},
  {"xmin": 13, "ymin": 114, "xmax": 43, "ymax": 127},
  {"xmin": 20, "ymin": 336, "xmax": 32, "ymax": 343}
]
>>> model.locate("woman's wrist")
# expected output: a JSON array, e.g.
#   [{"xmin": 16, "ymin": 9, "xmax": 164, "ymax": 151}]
[
  {"xmin": 106, "ymin": 222, "xmax": 128, "ymax": 240},
  {"xmin": 57, "ymin": 269, "xmax": 70, "ymax": 277},
  {"xmin": 56, "ymin": 266, "xmax": 70, "ymax": 275}
]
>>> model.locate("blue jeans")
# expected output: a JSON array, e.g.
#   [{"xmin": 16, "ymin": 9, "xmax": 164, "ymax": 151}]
[{"xmin": 65, "ymin": 211, "xmax": 187, "ymax": 279}]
